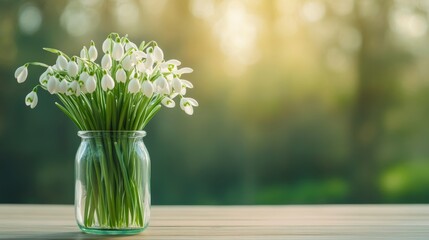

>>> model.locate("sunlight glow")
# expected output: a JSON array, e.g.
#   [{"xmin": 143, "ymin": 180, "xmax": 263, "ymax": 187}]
[{"xmin": 18, "ymin": 4, "xmax": 42, "ymax": 35}]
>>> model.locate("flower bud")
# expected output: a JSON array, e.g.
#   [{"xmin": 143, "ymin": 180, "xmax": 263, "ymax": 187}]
[
  {"xmin": 88, "ymin": 42, "xmax": 98, "ymax": 61},
  {"xmin": 47, "ymin": 76, "xmax": 59, "ymax": 94},
  {"xmin": 115, "ymin": 68, "xmax": 127, "ymax": 83},
  {"xmin": 112, "ymin": 41, "xmax": 124, "ymax": 61},
  {"xmin": 15, "ymin": 65, "xmax": 28, "ymax": 83},
  {"xmin": 153, "ymin": 46, "xmax": 164, "ymax": 63},
  {"xmin": 128, "ymin": 78, "xmax": 141, "ymax": 93},
  {"xmin": 25, "ymin": 91, "xmax": 38, "ymax": 109},
  {"xmin": 67, "ymin": 61, "xmax": 79, "ymax": 77},
  {"xmin": 101, "ymin": 73, "xmax": 115, "ymax": 91},
  {"xmin": 101, "ymin": 54, "xmax": 112, "ymax": 70},
  {"xmin": 56, "ymin": 55, "xmax": 68, "ymax": 71},
  {"xmin": 180, "ymin": 97, "xmax": 198, "ymax": 115},
  {"xmin": 85, "ymin": 75, "xmax": 97, "ymax": 93},
  {"xmin": 125, "ymin": 41, "xmax": 138, "ymax": 51},
  {"xmin": 142, "ymin": 80, "xmax": 154, "ymax": 98},
  {"xmin": 80, "ymin": 46, "xmax": 88, "ymax": 59},
  {"xmin": 102, "ymin": 38, "xmax": 113, "ymax": 54}
]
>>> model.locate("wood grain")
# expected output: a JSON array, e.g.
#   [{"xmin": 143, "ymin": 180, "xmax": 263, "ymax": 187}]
[{"xmin": 0, "ymin": 205, "xmax": 428, "ymax": 239}]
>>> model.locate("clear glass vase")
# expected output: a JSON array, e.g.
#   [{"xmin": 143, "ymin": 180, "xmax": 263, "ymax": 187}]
[{"xmin": 75, "ymin": 131, "xmax": 150, "ymax": 235}]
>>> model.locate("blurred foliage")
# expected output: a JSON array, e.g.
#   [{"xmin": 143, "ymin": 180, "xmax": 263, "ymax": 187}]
[{"xmin": 1, "ymin": 0, "xmax": 429, "ymax": 204}]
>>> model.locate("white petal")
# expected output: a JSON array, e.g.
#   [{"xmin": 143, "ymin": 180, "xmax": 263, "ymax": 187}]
[
  {"xmin": 112, "ymin": 42, "xmax": 124, "ymax": 61},
  {"xmin": 88, "ymin": 45, "xmax": 98, "ymax": 61},
  {"xmin": 79, "ymin": 71, "xmax": 89, "ymax": 82},
  {"xmin": 101, "ymin": 74, "xmax": 115, "ymax": 91},
  {"xmin": 39, "ymin": 70, "xmax": 48, "ymax": 86},
  {"xmin": 115, "ymin": 68, "xmax": 127, "ymax": 83},
  {"xmin": 128, "ymin": 78, "xmax": 141, "ymax": 93},
  {"xmin": 47, "ymin": 76, "xmax": 58, "ymax": 94},
  {"xmin": 172, "ymin": 78, "xmax": 182, "ymax": 92},
  {"xmin": 56, "ymin": 55, "xmax": 68, "ymax": 70},
  {"xmin": 153, "ymin": 46, "xmax": 164, "ymax": 62},
  {"xmin": 187, "ymin": 97, "xmax": 199, "ymax": 106},
  {"xmin": 165, "ymin": 59, "xmax": 181, "ymax": 66},
  {"xmin": 85, "ymin": 76, "xmax": 97, "ymax": 93},
  {"xmin": 30, "ymin": 92, "xmax": 38, "ymax": 109},
  {"xmin": 122, "ymin": 55, "xmax": 134, "ymax": 71},
  {"xmin": 176, "ymin": 67, "xmax": 193, "ymax": 75},
  {"xmin": 142, "ymin": 80, "xmax": 154, "ymax": 97},
  {"xmin": 132, "ymin": 50, "xmax": 146, "ymax": 60},
  {"xmin": 80, "ymin": 47, "xmax": 88, "ymax": 59},
  {"xmin": 125, "ymin": 41, "xmax": 138, "ymax": 51},
  {"xmin": 101, "ymin": 54, "xmax": 112, "ymax": 70},
  {"xmin": 161, "ymin": 97, "xmax": 175, "ymax": 108},
  {"xmin": 183, "ymin": 105, "xmax": 193, "ymax": 115},
  {"xmin": 144, "ymin": 55, "xmax": 154, "ymax": 70},
  {"xmin": 181, "ymin": 79, "xmax": 194, "ymax": 88},
  {"xmin": 136, "ymin": 61, "xmax": 145, "ymax": 72},
  {"xmin": 15, "ymin": 65, "xmax": 28, "ymax": 83},
  {"xmin": 67, "ymin": 61, "xmax": 78, "ymax": 77},
  {"xmin": 102, "ymin": 38, "xmax": 112, "ymax": 54},
  {"xmin": 58, "ymin": 80, "xmax": 68, "ymax": 94}
]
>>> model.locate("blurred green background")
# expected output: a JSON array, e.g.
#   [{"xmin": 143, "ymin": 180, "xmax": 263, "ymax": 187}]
[{"xmin": 1, "ymin": 0, "xmax": 429, "ymax": 204}]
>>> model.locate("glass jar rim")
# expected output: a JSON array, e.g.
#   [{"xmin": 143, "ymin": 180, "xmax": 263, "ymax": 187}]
[{"xmin": 77, "ymin": 131, "xmax": 147, "ymax": 138}]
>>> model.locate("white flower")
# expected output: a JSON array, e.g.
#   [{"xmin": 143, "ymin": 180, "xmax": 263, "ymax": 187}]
[
  {"xmin": 80, "ymin": 46, "xmax": 88, "ymax": 59},
  {"xmin": 122, "ymin": 55, "xmax": 134, "ymax": 71},
  {"xmin": 102, "ymin": 37, "xmax": 113, "ymax": 54},
  {"xmin": 85, "ymin": 75, "xmax": 97, "ymax": 93},
  {"xmin": 67, "ymin": 81, "xmax": 79, "ymax": 96},
  {"xmin": 180, "ymin": 97, "xmax": 198, "ymax": 115},
  {"xmin": 88, "ymin": 42, "xmax": 98, "ymax": 62},
  {"xmin": 25, "ymin": 91, "xmax": 38, "ymax": 109},
  {"xmin": 58, "ymin": 80, "xmax": 68, "ymax": 94},
  {"xmin": 47, "ymin": 76, "xmax": 59, "ymax": 94},
  {"xmin": 67, "ymin": 61, "xmax": 78, "ymax": 77},
  {"xmin": 115, "ymin": 67, "xmax": 127, "ymax": 83},
  {"xmin": 172, "ymin": 78, "xmax": 182, "ymax": 93},
  {"xmin": 128, "ymin": 78, "xmax": 141, "ymax": 93},
  {"xmin": 161, "ymin": 97, "xmax": 175, "ymax": 108},
  {"xmin": 56, "ymin": 55, "xmax": 68, "ymax": 70},
  {"xmin": 112, "ymin": 41, "xmax": 124, "ymax": 61},
  {"xmin": 176, "ymin": 67, "xmax": 193, "ymax": 75},
  {"xmin": 132, "ymin": 51, "xmax": 146, "ymax": 61},
  {"xmin": 15, "ymin": 65, "xmax": 28, "ymax": 83},
  {"xmin": 101, "ymin": 73, "xmax": 115, "ymax": 91},
  {"xmin": 141, "ymin": 80, "xmax": 154, "ymax": 98},
  {"xmin": 79, "ymin": 71, "xmax": 89, "ymax": 82},
  {"xmin": 125, "ymin": 41, "xmax": 138, "ymax": 51},
  {"xmin": 161, "ymin": 59, "xmax": 180, "ymax": 73},
  {"xmin": 101, "ymin": 54, "xmax": 112, "ymax": 70},
  {"xmin": 39, "ymin": 70, "xmax": 49, "ymax": 86},
  {"xmin": 152, "ymin": 46, "xmax": 164, "ymax": 62},
  {"xmin": 181, "ymin": 79, "xmax": 194, "ymax": 88},
  {"xmin": 154, "ymin": 76, "xmax": 170, "ymax": 95}
]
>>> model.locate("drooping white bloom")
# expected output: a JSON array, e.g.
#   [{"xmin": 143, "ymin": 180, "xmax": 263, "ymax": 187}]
[
  {"xmin": 88, "ymin": 42, "xmax": 98, "ymax": 62},
  {"xmin": 101, "ymin": 73, "xmax": 115, "ymax": 91},
  {"xmin": 115, "ymin": 67, "xmax": 127, "ymax": 83},
  {"xmin": 141, "ymin": 80, "xmax": 154, "ymax": 98},
  {"xmin": 161, "ymin": 97, "xmax": 175, "ymax": 108},
  {"xmin": 67, "ymin": 61, "xmax": 79, "ymax": 77},
  {"xmin": 56, "ymin": 55, "xmax": 68, "ymax": 70},
  {"xmin": 176, "ymin": 67, "xmax": 193, "ymax": 75},
  {"xmin": 25, "ymin": 91, "xmax": 38, "ymax": 109},
  {"xmin": 152, "ymin": 46, "xmax": 164, "ymax": 62},
  {"xmin": 15, "ymin": 65, "xmax": 28, "ymax": 83},
  {"xmin": 102, "ymin": 37, "xmax": 113, "ymax": 54},
  {"xmin": 79, "ymin": 71, "xmax": 89, "ymax": 82},
  {"xmin": 161, "ymin": 59, "xmax": 180, "ymax": 73},
  {"xmin": 101, "ymin": 54, "xmax": 112, "ymax": 70},
  {"xmin": 128, "ymin": 78, "xmax": 141, "ymax": 93},
  {"xmin": 181, "ymin": 79, "xmax": 194, "ymax": 88},
  {"xmin": 154, "ymin": 76, "xmax": 170, "ymax": 95},
  {"xmin": 122, "ymin": 55, "xmax": 134, "ymax": 71},
  {"xmin": 180, "ymin": 97, "xmax": 198, "ymax": 115},
  {"xmin": 85, "ymin": 75, "xmax": 97, "ymax": 93},
  {"xmin": 172, "ymin": 78, "xmax": 182, "ymax": 93},
  {"xmin": 132, "ymin": 51, "xmax": 146, "ymax": 61},
  {"xmin": 39, "ymin": 71, "xmax": 49, "ymax": 86},
  {"xmin": 80, "ymin": 46, "xmax": 88, "ymax": 59},
  {"xmin": 67, "ymin": 81, "xmax": 79, "ymax": 96},
  {"xmin": 58, "ymin": 80, "xmax": 68, "ymax": 94},
  {"xmin": 125, "ymin": 41, "xmax": 138, "ymax": 51},
  {"xmin": 47, "ymin": 76, "xmax": 59, "ymax": 94},
  {"xmin": 112, "ymin": 41, "xmax": 124, "ymax": 61}
]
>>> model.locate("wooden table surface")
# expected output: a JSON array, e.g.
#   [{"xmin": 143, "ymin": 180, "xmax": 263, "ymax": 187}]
[{"xmin": 0, "ymin": 205, "xmax": 429, "ymax": 239}]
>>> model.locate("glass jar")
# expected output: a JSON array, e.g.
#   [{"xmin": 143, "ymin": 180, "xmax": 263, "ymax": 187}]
[{"xmin": 75, "ymin": 131, "xmax": 150, "ymax": 235}]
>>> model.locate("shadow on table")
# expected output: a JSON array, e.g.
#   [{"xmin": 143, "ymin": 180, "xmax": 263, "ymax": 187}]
[{"xmin": 0, "ymin": 231, "xmax": 130, "ymax": 240}]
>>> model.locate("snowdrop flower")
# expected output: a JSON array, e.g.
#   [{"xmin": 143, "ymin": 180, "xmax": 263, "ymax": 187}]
[
  {"xmin": 144, "ymin": 56, "xmax": 154, "ymax": 75},
  {"xmin": 67, "ymin": 61, "xmax": 78, "ymax": 77},
  {"xmin": 125, "ymin": 40, "xmax": 138, "ymax": 51},
  {"xmin": 152, "ymin": 46, "xmax": 164, "ymax": 63},
  {"xmin": 79, "ymin": 71, "xmax": 89, "ymax": 82},
  {"xmin": 80, "ymin": 46, "xmax": 88, "ymax": 60},
  {"xmin": 15, "ymin": 65, "xmax": 28, "ymax": 83},
  {"xmin": 25, "ymin": 90, "xmax": 38, "ymax": 109},
  {"xmin": 141, "ymin": 80, "xmax": 154, "ymax": 98},
  {"xmin": 39, "ymin": 71, "xmax": 49, "ymax": 86},
  {"xmin": 56, "ymin": 55, "xmax": 68, "ymax": 70},
  {"xmin": 47, "ymin": 76, "xmax": 59, "ymax": 94},
  {"xmin": 101, "ymin": 73, "xmax": 115, "ymax": 91},
  {"xmin": 85, "ymin": 75, "xmax": 97, "ymax": 93},
  {"xmin": 101, "ymin": 53, "xmax": 112, "ymax": 70},
  {"xmin": 154, "ymin": 76, "xmax": 170, "ymax": 95},
  {"xmin": 180, "ymin": 97, "xmax": 198, "ymax": 115},
  {"xmin": 161, "ymin": 97, "xmax": 175, "ymax": 108},
  {"xmin": 112, "ymin": 39, "xmax": 124, "ymax": 61},
  {"xmin": 128, "ymin": 78, "xmax": 141, "ymax": 93},
  {"xmin": 176, "ymin": 67, "xmax": 193, "ymax": 75},
  {"xmin": 132, "ymin": 51, "xmax": 146, "ymax": 61},
  {"xmin": 172, "ymin": 78, "xmax": 182, "ymax": 93},
  {"xmin": 122, "ymin": 55, "xmax": 134, "ymax": 71},
  {"xmin": 161, "ymin": 59, "xmax": 180, "ymax": 73},
  {"xmin": 102, "ymin": 37, "xmax": 113, "ymax": 54},
  {"xmin": 58, "ymin": 80, "xmax": 68, "ymax": 94},
  {"xmin": 67, "ymin": 81, "xmax": 79, "ymax": 96},
  {"xmin": 88, "ymin": 41, "xmax": 98, "ymax": 62},
  {"xmin": 115, "ymin": 67, "xmax": 127, "ymax": 83},
  {"xmin": 181, "ymin": 79, "xmax": 194, "ymax": 89}
]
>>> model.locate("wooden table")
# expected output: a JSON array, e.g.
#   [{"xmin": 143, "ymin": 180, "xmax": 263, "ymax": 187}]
[{"xmin": 1, "ymin": 205, "xmax": 428, "ymax": 239}]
